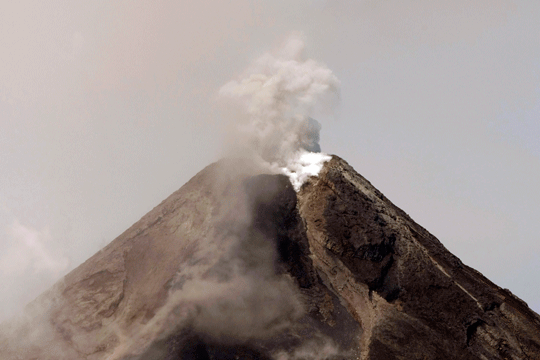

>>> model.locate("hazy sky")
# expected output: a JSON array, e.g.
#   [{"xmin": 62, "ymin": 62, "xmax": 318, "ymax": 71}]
[{"xmin": 1, "ymin": 0, "xmax": 539, "ymax": 321}]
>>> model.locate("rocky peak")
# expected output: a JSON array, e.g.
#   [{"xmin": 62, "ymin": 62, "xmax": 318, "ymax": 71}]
[{"xmin": 1, "ymin": 156, "xmax": 539, "ymax": 359}]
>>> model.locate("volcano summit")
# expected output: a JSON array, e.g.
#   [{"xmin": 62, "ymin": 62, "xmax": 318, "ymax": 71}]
[
  {"xmin": 1, "ymin": 155, "xmax": 540, "ymax": 360},
  {"xmin": 2, "ymin": 35, "xmax": 540, "ymax": 360}
]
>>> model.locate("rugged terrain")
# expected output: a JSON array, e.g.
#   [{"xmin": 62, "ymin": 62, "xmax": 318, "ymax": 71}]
[{"xmin": 1, "ymin": 156, "xmax": 540, "ymax": 359}]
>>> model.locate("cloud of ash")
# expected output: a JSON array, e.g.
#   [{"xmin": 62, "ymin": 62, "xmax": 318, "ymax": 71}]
[
  {"xmin": 219, "ymin": 33, "xmax": 339, "ymax": 190},
  {"xmin": 103, "ymin": 171, "xmax": 307, "ymax": 359},
  {"xmin": 0, "ymin": 170, "xmax": 309, "ymax": 360}
]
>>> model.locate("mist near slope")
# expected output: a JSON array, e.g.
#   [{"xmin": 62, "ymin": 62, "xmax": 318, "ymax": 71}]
[{"xmin": 219, "ymin": 33, "xmax": 339, "ymax": 190}]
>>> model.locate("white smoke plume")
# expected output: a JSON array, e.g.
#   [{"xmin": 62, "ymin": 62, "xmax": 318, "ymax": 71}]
[{"xmin": 219, "ymin": 33, "xmax": 339, "ymax": 190}]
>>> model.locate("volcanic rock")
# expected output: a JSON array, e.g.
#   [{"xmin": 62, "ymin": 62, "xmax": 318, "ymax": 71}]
[{"xmin": 1, "ymin": 156, "xmax": 539, "ymax": 359}]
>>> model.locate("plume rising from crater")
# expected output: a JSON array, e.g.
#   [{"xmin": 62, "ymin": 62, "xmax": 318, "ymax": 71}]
[{"xmin": 219, "ymin": 34, "xmax": 339, "ymax": 190}]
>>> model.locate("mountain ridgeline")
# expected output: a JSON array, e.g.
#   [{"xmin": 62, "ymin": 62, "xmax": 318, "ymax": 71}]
[{"xmin": 1, "ymin": 156, "xmax": 540, "ymax": 359}]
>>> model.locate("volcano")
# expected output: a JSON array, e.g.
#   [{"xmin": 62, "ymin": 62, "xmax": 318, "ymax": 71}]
[{"xmin": 1, "ymin": 156, "xmax": 540, "ymax": 360}]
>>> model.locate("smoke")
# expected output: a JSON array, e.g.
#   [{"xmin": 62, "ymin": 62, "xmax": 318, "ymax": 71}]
[
  {"xmin": 106, "ymin": 35, "xmax": 341, "ymax": 358},
  {"xmin": 0, "ymin": 169, "xmax": 308, "ymax": 360},
  {"xmin": 102, "ymin": 171, "xmax": 307, "ymax": 359},
  {"xmin": 1, "ymin": 35, "xmax": 342, "ymax": 360},
  {"xmin": 219, "ymin": 33, "xmax": 339, "ymax": 190}
]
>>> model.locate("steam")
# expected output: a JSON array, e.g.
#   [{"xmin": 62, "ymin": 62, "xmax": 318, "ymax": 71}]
[
  {"xmin": 5, "ymin": 221, "xmax": 69, "ymax": 276},
  {"xmin": 219, "ymin": 33, "xmax": 339, "ymax": 190},
  {"xmin": 0, "ymin": 221, "xmax": 70, "ymax": 321}
]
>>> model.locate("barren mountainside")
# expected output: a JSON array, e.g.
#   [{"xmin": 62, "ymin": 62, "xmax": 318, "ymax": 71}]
[{"xmin": 1, "ymin": 156, "xmax": 540, "ymax": 359}]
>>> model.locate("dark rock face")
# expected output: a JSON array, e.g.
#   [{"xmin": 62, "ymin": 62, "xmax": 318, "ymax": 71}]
[
  {"xmin": 1, "ymin": 156, "xmax": 539, "ymax": 359},
  {"xmin": 298, "ymin": 156, "xmax": 540, "ymax": 359}
]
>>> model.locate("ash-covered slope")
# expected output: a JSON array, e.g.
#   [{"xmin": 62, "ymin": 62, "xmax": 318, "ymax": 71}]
[{"xmin": 1, "ymin": 156, "xmax": 540, "ymax": 360}]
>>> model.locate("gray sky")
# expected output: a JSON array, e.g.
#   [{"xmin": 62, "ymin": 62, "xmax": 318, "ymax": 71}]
[{"xmin": 1, "ymin": 0, "xmax": 539, "ymax": 321}]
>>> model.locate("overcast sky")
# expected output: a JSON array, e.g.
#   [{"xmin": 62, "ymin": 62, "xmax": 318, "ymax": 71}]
[{"xmin": 1, "ymin": 0, "xmax": 539, "ymax": 321}]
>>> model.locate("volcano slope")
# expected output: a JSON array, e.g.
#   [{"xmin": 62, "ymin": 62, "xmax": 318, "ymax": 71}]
[{"xmin": 1, "ymin": 156, "xmax": 540, "ymax": 360}]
